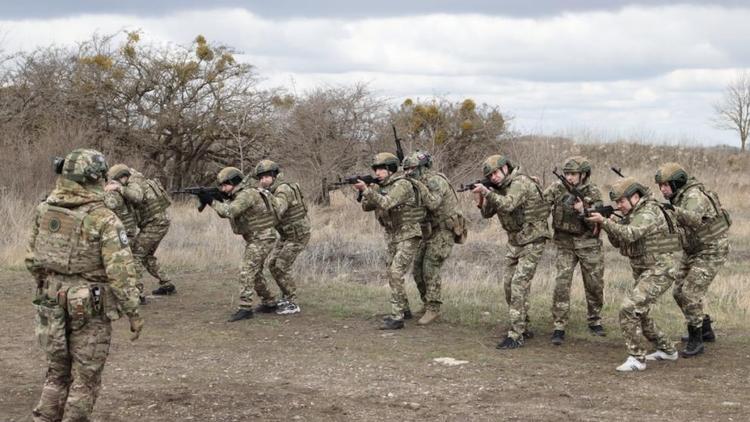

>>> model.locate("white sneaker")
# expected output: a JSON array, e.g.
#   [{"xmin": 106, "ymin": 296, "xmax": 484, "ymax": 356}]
[
  {"xmin": 276, "ymin": 302, "xmax": 301, "ymax": 315},
  {"xmin": 616, "ymin": 356, "xmax": 646, "ymax": 372},
  {"xmin": 645, "ymin": 350, "xmax": 679, "ymax": 361}
]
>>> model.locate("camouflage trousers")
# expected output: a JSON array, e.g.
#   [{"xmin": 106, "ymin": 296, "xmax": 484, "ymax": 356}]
[
  {"xmin": 33, "ymin": 313, "xmax": 112, "ymax": 422},
  {"xmin": 267, "ymin": 232, "xmax": 311, "ymax": 305},
  {"xmin": 131, "ymin": 218, "xmax": 172, "ymax": 292},
  {"xmin": 673, "ymin": 240, "xmax": 729, "ymax": 327},
  {"xmin": 552, "ymin": 242, "xmax": 604, "ymax": 330},
  {"xmin": 620, "ymin": 255, "xmax": 677, "ymax": 360},
  {"xmin": 503, "ymin": 241, "xmax": 546, "ymax": 341},
  {"xmin": 238, "ymin": 238, "xmax": 276, "ymax": 309},
  {"xmin": 413, "ymin": 228, "xmax": 454, "ymax": 312},
  {"xmin": 386, "ymin": 237, "xmax": 422, "ymax": 320}
]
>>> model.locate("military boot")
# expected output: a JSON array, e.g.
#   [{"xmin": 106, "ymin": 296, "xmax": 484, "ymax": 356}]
[
  {"xmin": 589, "ymin": 324, "xmax": 606, "ymax": 336},
  {"xmin": 417, "ymin": 309, "xmax": 440, "ymax": 326},
  {"xmin": 681, "ymin": 325, "xmax": 705, "ymax": 358},
  {"xmin": 152, "ymin": 283, "xmax": 176, "ymax": 295},
  {"xmin": 496, "ymin": 336, "xmax": 523, "ymax": 350},
  {"xmin": 379, "ymin": 316, "xmax": 404, "ymax": 330},
  {"xmin": 403, "ymin": 310, "xmax": 413, "ymax": 320},
  {"xmin": 228, "ymin": 308, "xmax": 254, "ymax": 322},
  {"xmin": 551, "ymin": 330, "xmax": 565, "ymax": 346},
  {"xmin": 681, "ymin": 315, "xmax": 716, "ymax": 342}
]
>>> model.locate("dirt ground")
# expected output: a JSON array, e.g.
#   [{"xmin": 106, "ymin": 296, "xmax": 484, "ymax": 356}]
[{"xmin": 1, "ymin": 269, "xmax": 748, "ymax": 422}]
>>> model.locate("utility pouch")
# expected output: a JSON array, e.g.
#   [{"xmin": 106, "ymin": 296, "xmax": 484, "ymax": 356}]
[
  {"xmin": 32, "ymin": 298, "xmax": 68, "ymax": 356},
  {"xmin": 66, "ymin": 285, "xmax": 94, "ymax": 330}
]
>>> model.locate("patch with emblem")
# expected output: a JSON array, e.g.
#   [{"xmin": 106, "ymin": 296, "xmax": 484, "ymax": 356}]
[
  {"xmin": 48, "ymin": 217, "xmax": 61, "ymax": 232},
  {"xmin": 428, "ymin": 178, "xmax": 441, "ymax": 192},
  {"xmin": 118, "ymin": 230, "xmax": 129, "ymax": 246}
]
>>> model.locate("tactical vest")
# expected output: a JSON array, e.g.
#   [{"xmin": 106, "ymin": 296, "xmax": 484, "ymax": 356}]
[
  {"xmin": 375, "ymin": 176, "xmax": 426, "ymax": 232},
  {"xmin": 272, "ymin": 182, "xmax": 308, "ymax": 228},
  {"xmin": 33, "ymin": 202, "xmax": 107, "ymax": 277},
  {"xmin": 229, "ymin": 188, "xmax": 278, "ymax": 236},
  {"xmin": 552, "ymin": 197, "xmax": 587, "ymax": 235},
  {"xmin": 133, "ymin": 176, "xmax": 171, "ymax": 223},
  {"xmin": 618, "ymin": 200, "xmax": 682, "ymax": 258},
  {"xmin": 673, "ymin": 183, "xmax": 731, "ymax": 253},
  {"xmin": 496, "ymin": 175, "xmax": 550, "ymax": 234}
]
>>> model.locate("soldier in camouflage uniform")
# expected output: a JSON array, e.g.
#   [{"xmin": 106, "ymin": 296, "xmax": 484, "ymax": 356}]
[
  {"xmin": 403, "ymin": 151, "xmax": 465, "ymax": 325},
  {"xmin": 203, "ymin": 167, "xmax": 279, "ymax": 322},
  {"xmin": 355, "ymin": 152, "xmax": 426, "ymax": 330},
  {"xmin": 27, "ymin": 149, "xmax": 143, "ymax": 422},
  {"xmin": 104, "ymin": 164, "xmax": 174, "ymax": 298},
  {"xmin": 103, "ymin": 168, "xmax": 139, "ymax": 242},
  {"xmin": 587, "ymin": 177, "xmax": 681, "ymax": 372},
  {"xmin": 655, "ymin": 163, "xmax": 731, "ymax": 357},
  {"xmin": 472, "ymin": 155, "xmax": 551, "ymax": 349},
  {"xmin": 256, "ymin": 159, "xmax": 310, "ymax": 315},
  {"xmin": 543, "ymin": 156, "xmax": 605, "ymax": 345}
]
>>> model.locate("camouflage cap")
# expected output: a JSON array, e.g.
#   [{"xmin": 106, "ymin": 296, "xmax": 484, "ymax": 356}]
[
  {"xmin": 654, "ymin": 162, "xmax": 688, "ymax": 184},
  {"xmin": 216, "ymin": 167, "xmax": 244, "ymax": 186},
  {"xmin": 107, "ymin": 163, "xmax": 131, "ymax": 181},
  {"xmin": 562, "ymin": 156, "xmax": 591, "ymax": 174},
  {"xmin": 372, "ymin": 152, "xmax": 400, "ymax": 169},
  {"xmin": 254, "ymin": 159, "xmax": 280, "ymax": 179},
  {"xmin": 482, "ymin": 154, "xmax": 510, "ymax": 177},
  {"xmin": 610, "ymin": 176, "xmax": 648, "ymax": 201},
  {"xmin": 402, "ymin": 150, "xmax": 432, "ymax": 170},
  {"xmin": 62, "ymin": 148, "xmax": 108, "ymax": 183}
]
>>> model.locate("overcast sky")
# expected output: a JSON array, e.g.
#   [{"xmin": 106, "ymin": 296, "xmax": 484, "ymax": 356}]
[{"xmin": 2, "ymin": 1, "xmax": 749, "ymax": 147}]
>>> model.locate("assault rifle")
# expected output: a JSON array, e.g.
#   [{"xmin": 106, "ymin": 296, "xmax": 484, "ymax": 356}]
[
  {"xmin": 172, "ymin": 186, "xmax": 227, "ymax": 212},
  {"xmin": 457, "ymin": 178, "xmax": 495, "ymax": 192},
  {"xmin": 330, "ymin": 174, "xmax": 381, "ymax": 202},
  {"xmin": 392, "ymin": 124, "xmax": 405, "ymax": 162},
  {"xmin": 552, "ymin": 167, "xmax": 619, "ymax": 219}
]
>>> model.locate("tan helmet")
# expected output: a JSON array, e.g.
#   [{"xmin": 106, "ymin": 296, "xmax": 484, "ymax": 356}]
[
  {"xmin": 609, "ymin": 177, "xmax": 648, "ymax": 201},
  {"xmin": 107, "ymin": 163, "xmax": 131, "ymax": 181},
  {"xmin": 562, "ymin": 156, "xmax": 591, "ymax": 175},
  {"xmin": 654, "ymin": 162, "xmax": 688, "ymax": 184},
  {"xmin": 371, "ymin": 152, "xmax": 400, "ymax": 172},
  {"xmin": 482, "ymin": 154, "xmax": 510, "ymax": 177},
  {"xmin": 402, "ymin": 150, "xmax": 432, "ymax": 170},
  {"xmin": 61, "ymin": 148, "xmax": 108, "ymax": 183},
  {"xmin": 254, "ymin": 159, "xmax": 280, "ymax": 179},
  {"xmin": 216, "ymin": 167, "xmax": 244, "ymax": 186}
]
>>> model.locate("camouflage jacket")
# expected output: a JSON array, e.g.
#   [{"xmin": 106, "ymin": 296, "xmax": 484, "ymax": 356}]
[
  {"xmin": 602, "ymin": 195, "xmax": 681, "ymax": 259},
  {"xmin": 669, "ymin": 178, "xmax": 730, "ymax": 253},
  {"xmin": 543, "ymin": 180, "xmax": 603, "ymax": 247},
  {"xmin": 120, "ymin": 170, "xmax": 171, "ymax": 226},
  {"xmin": 268, "ymin": 174, "xmax": 311, "ymax": 240},
  {"xmin": 26, "ymin": 177, "xmax": 140, "ymax": 318},
  {"xmin": 481, "ymin": 166, "xmax": 551, "ymax": 246},
  {"xmin": 103, "ymin": 190, "xmax": 138, "ymax": 238},
  {"xmin": 212, "ymin": 184, "xmax": 278, "ymax": 242},
  {"xmin": 362, "ymin": 173, "xmax": 425, "ymax": 243},
  {"xmin": 412, "ymin": 170, "xmax": 461, "ymax": 230}
]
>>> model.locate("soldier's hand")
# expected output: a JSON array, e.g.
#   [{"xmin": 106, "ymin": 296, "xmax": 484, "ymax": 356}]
[
  {"xmin": 573, "ymin": 198, "xmax": 584, "ymax": 213},
  {"xmin": 129, "ymin": 314, "xmax": 144, "ymax": 341},
  {"xmin": 586, "ymin": 212, "xmax": 604, "ymax": 224},
  {"xmin": 353, "ymin": 180, "xmax": 367, "ymax": 192},
  {"xmin": 471, "ymin": 184, "xmax": 489, "ymax": 196},
  {"xmin": 104, "ymin": 181, "xmax": 122, "ymax": 192}
]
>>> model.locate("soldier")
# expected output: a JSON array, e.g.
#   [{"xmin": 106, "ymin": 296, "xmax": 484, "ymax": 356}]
[
  {"xmin": 103, "ymin": 169, "xmax": 138, "ymax": 242},
  {"xmin": 27, "ymin": 149, "xmax": 142, "ymax": 421},
  {"xmin": 543, "ymin": 156, "xmax": 605, "ymax": 345},
  {"xmin": 256, "ymin": 159, "xmax": 310, "ymax": 315},
  {"xmin": 354, "ymin": 152, "xmax": 426, "ymax": 330},
  {"xmin": 587, "ymin": 177, "xmax": 681, "ymax": 372},
  {"xmin": 104, "ymin": 164, "xmax": 175, "ymax": 298},
  {"xmin": 403, "ymin": 151, "xmax": 465, "ymax": 325},
  {"xmin": 655, "ymin": 163, "xmax": 731, "ymax": 357},
  {"xmin": 202, "ymin": 167, "xmax": 279, "ymax": 322},
  {"xmin": 472, "ymin": 155, "xmax": 550, "ymax": 349}
]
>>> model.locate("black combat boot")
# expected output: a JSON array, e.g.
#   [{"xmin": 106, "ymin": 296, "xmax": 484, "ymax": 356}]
[
  {"xmin": 551, "ymin": 330, "xmax": 565, "ymax": 346},
  {"xmin": 403, "ymin": 310, "xmax": 413, "ymax": 320},
  {"xmin": 152, "ymin": 283, "xmax": 176, "ymax": 295},
  {"xmin": 589, "ymin": 325, "xmax": 606, "ymax": 336},
  {"xmin": 496, "ymin": 336, "xmax": 523, "ymax": 349},
  {"xmin": 228, "ymin": 308, "xmax": 254, "ymax": 322},
  {"xmin": 681, "ymin": 315, "xmax": 716, "ymax": 342},
  {"xmin": 255, "ymin": 302, "xmax": 278, "ymax": 313},
  {"xmin": 681, "ymin": 324, "xmax": 705, "ymax": 358},
  {"xmin": 379, "ymin": 317, "xmax": 404, "ymax": 330}
]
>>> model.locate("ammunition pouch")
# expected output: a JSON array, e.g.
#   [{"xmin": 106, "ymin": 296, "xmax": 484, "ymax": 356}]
[{"xmin": 33, "ymin": 298, "xmax": 67, "ymax": 356}]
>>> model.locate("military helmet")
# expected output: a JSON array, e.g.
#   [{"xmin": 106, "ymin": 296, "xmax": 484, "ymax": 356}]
[
  {"xmin": 402, "ymin": 150, "xmax": 432, "ymax": 170},
  {"xmin": 562, "ymin": 156, "xmax": 591, "ymax": 174},
  {"xmin": 654, "ymin": 162, "xmax": 688, "ymax": 185},
  {"xmin": 107, "ymin": 163, "xmax": 131, "ymax": 181},
  {"xmin": 254, "ymin": 159, "xmax": 280, "ymax": 179},
  {"xmin": 482, "ymin": 154, "xmax": 510, "ymax": 177},
  {"xmin": 609, "ymin": 177, "xmax": 648, "ymax": 201},
  {"xmin": 371, "ymin": 152, "xmax": 400, "ymax": 172},
  {"xmin": 61, "ymin": 148, "xmax": 108, "ymax": 183},
  {"xmin": 216, "ymin": 167, "xmax": 244, "ymax": 186}
]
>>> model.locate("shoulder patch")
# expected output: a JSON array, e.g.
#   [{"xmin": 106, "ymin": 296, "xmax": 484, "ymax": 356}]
[
  {"xmin": 427, "ymin": 178, "xmax": 442, "ymax": 192},
  {"xmin": 118, "ymin": 230, "xmax": 129, "ymax": 247}
]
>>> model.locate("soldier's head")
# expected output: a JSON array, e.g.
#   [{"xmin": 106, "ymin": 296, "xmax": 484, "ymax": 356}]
[
  {"xmin": 107, "ymin": 164, "xmax": 132, "ymax": 184},
  {"xmin": 371, "ymin": 152, "xmax": 400, "ymax": 181},
  {"xmin": 654, "ymin": 162, "xmax": 688, "ymax": 200},
  {"xmin": 482, "ymin": 154, "xmax": 512, "ymax": 185},
  {"xmin": 402, "ymin": 150, "xmax": 432, "ymax": 178},
  {"xmin": 60, "ymin": 148, "xmax": 109, "ymax": 186},
  {"xmin": 609, "ymin": 176, "xmax": 648, "ymax": 215},
  {"xmin": 216, "ymin": 167, "xmax": 244, "ymax": 194},
  {"xmin": 254, "ymin": 159, "xmax": 280, "ymax": 188},
  {"xmin": 562, "ymin": 156, "xmax": 591, "ymax": 186}
]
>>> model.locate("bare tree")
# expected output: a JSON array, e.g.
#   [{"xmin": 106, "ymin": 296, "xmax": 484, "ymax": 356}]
[{"xmin": 714, "ymin": 71, "xmax": 750, "ymax": 152}]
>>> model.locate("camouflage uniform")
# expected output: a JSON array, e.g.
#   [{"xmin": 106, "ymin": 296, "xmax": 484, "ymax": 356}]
[
  {"xmin": 26, "ymin": 150, "xmax": 141, "ymax": 422},
  {"xmin": 118, "ymin": 169, "xmax": 173, "ymax": 293},
  {"xmin": 103, "ymin": 190, "xmax": 138, "ymax": 241},
  {"xmin": 362, "ymin": 172, "xmax": 426, "ymax": 321},
  {"xmin": 211, "ymin": 180, "xmax": 279, "ymax": 310},
  {"xmin": 266, "ymin": 173, "xmax": 310, "ymax": 305},
  {"xmin": 411, "ymin": 169, "xmax": 462, "ymax": 313},
  {"xmin": 480, "ymin": 165, "xmax": 550, "ymax": 342},
  {"xmin": 602, "ymin": 186, "xmax": 681, "ymax": 361},
  {"xmin": 544, "ymin": 180, "xmax": 605, "ymax": 331}
]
